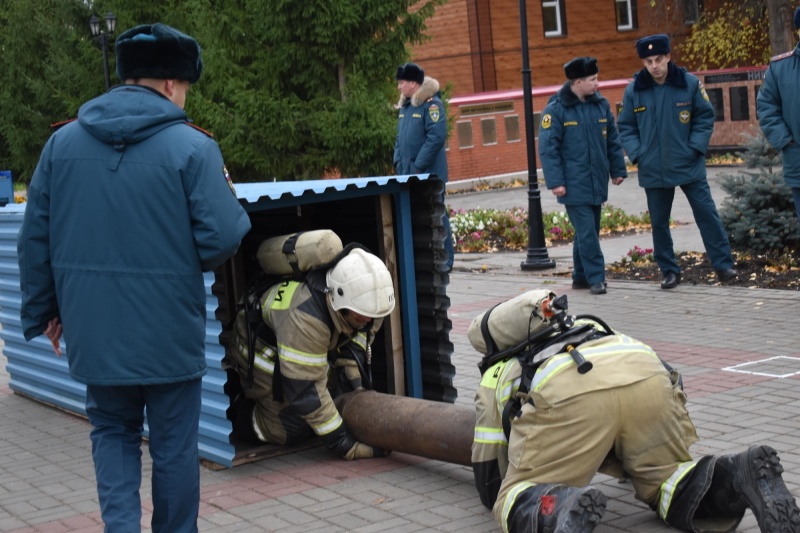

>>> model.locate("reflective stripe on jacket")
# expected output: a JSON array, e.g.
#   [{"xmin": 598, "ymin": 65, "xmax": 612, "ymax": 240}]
[{"xmin": 232, "ymin": 280, "xmax": 382, "ymax": 441}]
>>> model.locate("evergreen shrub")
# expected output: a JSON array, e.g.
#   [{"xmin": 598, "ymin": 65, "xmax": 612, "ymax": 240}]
[{"xmin": 719, "ymin": 131, "xmax": 800, "ymax": 254}]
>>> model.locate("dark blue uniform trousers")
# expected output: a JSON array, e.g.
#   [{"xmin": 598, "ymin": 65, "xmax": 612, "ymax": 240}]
[
  {"xmin": 86, "ymin": 378, "xmax": 202, "ymax": 533},
  {"xmin": 645, "ymin": 180, "xmax": 733, "ymax": 275},
  {"xmin": 565, "ymin": 204, "xmax": 605, "ymax": 285}
]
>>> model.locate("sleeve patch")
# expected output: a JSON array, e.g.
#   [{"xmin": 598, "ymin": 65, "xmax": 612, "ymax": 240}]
[
  {"xmin": 223, "ymin": 165, "xmax": 237, "ymax": 196},
  {"xmin": 429, "ymin": 104, "xmax": 441, "ymax": 122}
]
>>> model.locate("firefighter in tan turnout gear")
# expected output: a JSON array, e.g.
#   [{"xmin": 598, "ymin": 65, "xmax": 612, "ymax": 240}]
[
  {"xmin": 470, "ymin": 290, "xmax": 800, "ymax": 533},
  {"xmin": 228, "ymin": 246, "xmax": 395, "ymax": 460}
]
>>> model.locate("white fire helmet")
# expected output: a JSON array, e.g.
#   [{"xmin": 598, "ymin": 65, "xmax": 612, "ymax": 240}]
[{"xmin": 326, "ymin": 248, "xmax": 396, "ymax": 318}]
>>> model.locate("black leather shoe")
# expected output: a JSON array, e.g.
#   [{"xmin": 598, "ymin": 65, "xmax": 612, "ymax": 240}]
[
  {"xmin": 572, "ymin": 279, "xmax": 590, "ymax": 289},
  {"xmin": 590, "ymin": 282, "xmax": 607, "ymax": 295},
  {"xmin": 660, "ymin": 272, "xmax": 681, "ymax": 289},
  {"xmin": 716, "ymin": 268, "xmax": 738, "ymax": 282}
]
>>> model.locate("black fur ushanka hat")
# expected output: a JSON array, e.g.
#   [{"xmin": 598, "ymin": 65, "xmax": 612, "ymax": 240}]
[
  {"xmin": 564, "ymin": 57, "xmax": 599, "ymax": 80},
  {"xmin": 396, "ymin": 63, "xmax": 425, "ymax": 85},
  {"xmin": 115, "ymin": 23, "xmax": 203, "ymax": 83}
]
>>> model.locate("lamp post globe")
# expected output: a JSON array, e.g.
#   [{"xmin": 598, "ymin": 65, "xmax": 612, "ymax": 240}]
[
  {"xmin": 89, "ymin": 11, "xmax": 116, "ymax": 91},
  {"xmin": 105, "ymin": 12, "xmax": 117, "ymax": 34},
  {"xmin": 89, "ymin": 15, "xmax": 101, "ymax": 37}
]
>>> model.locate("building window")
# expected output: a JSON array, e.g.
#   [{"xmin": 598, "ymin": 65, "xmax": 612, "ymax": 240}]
[
  {"xmin": 542, "ymin": 0, "xmax": 567, "ymax": 37},
  {"xmin": 683, "ymin": 0, "xmax": 701, "ymax": 25},
  {"xmin": 457, "ymin": 121, "xmax": 474, "ymax": 149},
  {"xmin": 482, "ymin": 118, "xmax": 497, "ymax": 145},
  {"xmin": 706, "ymin": 88, "xmax": 724, "ymax": 122},
  {"xmin": 505, "ymin": 115, "xmax": 521, "ymax": 142},
  {"xmin": 729, "ymin": 86, "xmax": 749, "ymax": 121},
  {"xmin": 615, "ymin": 0, "xmax": 637, "ymax": 30},
  {"xmin": 533, "ymin": 112, "xmax": 542, "ymax": 139},
  {"xmin": 615, "ymin": 103, "xmax": 623, "ymax": 117}
]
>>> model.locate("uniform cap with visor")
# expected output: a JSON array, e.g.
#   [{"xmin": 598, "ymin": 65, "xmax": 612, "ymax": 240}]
[{"xmin": 326, "ymin": 248, "xmax": 395, "ymax": 318}]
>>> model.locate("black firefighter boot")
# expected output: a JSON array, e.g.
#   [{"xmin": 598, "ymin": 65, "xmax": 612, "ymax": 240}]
[
  {"xmin": 230, "ymin": 394, "xmax": 262, "ymax": 446},
  {"xmin": 506, "ymin": 483, "xmax": 607, "ymax": 533},
  {"xmin": 663, "ymin": 448, "xmax": 800, "ymax": 533},
  {"xmin": 711, "ymin": 445, "xmax": 800, "ymax": 533}
]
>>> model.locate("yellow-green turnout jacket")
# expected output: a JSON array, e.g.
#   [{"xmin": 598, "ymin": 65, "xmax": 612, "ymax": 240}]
[
  {"xmin": 472, "ymin": 323, "xmax": 696, "ymax": 510},
  {"xmin": 228, "ymin": 272, "xmax": 381, "ymax": 456}
]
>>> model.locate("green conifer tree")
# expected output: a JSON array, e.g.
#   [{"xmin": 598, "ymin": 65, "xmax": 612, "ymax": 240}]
[{"xmin": 719, "ymin": 130, "xmax": 800, "ymax": 254}]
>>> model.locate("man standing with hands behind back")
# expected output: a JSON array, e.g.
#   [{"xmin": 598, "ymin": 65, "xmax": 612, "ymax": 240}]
[
  {"xmin": 17, "ymin": 23, "xmax": 251, "ymax": 532},
  {"xmin": 538, "ymin": 57, "xmax": 627, "ymax": 295},
  {"xmin": 618, "ymin": 34, "xmax": 737, "ymax": 290}
]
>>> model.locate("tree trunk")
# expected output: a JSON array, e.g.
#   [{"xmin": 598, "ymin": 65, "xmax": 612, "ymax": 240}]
[
  {"xmin": 768, "ymin": 0, "xmax": 796, "ymax": 56},
  {"xmin": 338, "ymin": 64, "xmax": 347, "ymax": 102}
]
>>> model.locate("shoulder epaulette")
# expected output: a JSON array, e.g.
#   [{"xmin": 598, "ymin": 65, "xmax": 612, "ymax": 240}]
[
  {"xmin": 185, "ymin": 121, "xmax": 214, "ymax": 138},
  {"xmin": 50, "ymin": 118, "xmax": 77, "ymax": 131},
  {"xmin": 771, "ymin": 51, "xmax": 795, "ymax": 62}
]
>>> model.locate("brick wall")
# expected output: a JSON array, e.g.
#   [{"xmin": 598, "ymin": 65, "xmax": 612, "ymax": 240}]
[
  {"xmin": 413, "ymin": 1, "xmax": 475, "ymax": 94},
  {"xmin": 412, "ymin": 0, "xmax": 695, "ymax": 96},
  {"xmin": 700, "ymin": 66, "xmax": 767, "ymax": 148},
  {"xmin": 447, "ymin": 81, "xmax": 628, "ymax": 181}
]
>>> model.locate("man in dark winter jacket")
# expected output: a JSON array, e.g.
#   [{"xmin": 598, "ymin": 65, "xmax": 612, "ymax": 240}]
[
  {"xmin": 394, "ymin": 62, "xmax": 453, "ymax": 271},
  {"xmin": 17, "ymin": 23, "xmax": 251, "ymax": 533},
  {"xmin": 617, "ymin": 34, "xmax": 737, "ymax": 290},
  {"xmin": 757, "ymin": 6, "xmax": 800, "ymax": 221},
  {"xmin": 538, "ymin": 57, "xmax": 627, "ymax": 295}
]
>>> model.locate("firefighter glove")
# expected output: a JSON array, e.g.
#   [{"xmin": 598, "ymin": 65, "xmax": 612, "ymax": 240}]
[{"xmin": 344, "ymin": 441, "xmax": 391, "ymax": 460}]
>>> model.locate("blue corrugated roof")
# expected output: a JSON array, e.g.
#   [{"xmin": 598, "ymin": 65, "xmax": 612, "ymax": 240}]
[
  {"xmin": 236, "ymin": 175, "xmax": 430, "ymax": 204},
  {"xmin": 5, "ymin": 175, "xmax": 433, "ymax": 209}
]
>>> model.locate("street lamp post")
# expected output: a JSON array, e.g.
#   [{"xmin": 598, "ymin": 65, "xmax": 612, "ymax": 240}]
[
  {"xmin": 89, "ymin": 12, "xmax": 117, "ymax": 91},
  {"xmin": 518, "ymin": 0, "xmax": 555, "ymax": 271}
]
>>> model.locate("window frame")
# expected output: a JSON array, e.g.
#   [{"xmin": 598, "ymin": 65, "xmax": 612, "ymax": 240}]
[
  {"xmin": 615, "ymin": 0, "xmax": 638, "ymax": 31},
  {"xmin": 542, "ymin": 0, "xmax": 567, "ymax": 38}
]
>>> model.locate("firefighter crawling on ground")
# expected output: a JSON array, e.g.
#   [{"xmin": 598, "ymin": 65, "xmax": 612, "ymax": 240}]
[
  {"xmin": 225, "ymin": 234, "xmax": 395, "ymax": 461},
  {"xmin": 470, "ymin": 289, "xmax": 800, "ymax": 533}
]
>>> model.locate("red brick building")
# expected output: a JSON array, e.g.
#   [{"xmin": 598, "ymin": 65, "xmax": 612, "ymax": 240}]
[
  {"xmin": 410, "ymin": 0, "xmax": 704, "ymax": 96},
  {"xmin": 405, "ymin": 0, "xmax": 753, "ymax": 181}
]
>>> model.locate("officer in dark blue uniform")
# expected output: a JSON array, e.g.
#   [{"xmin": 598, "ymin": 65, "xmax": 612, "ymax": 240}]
[
  {"xmin": 538, "ymin": 57, "xmax": 627, "ymax": 295},
  {"xmin": 757, "ymin": 7, "xmax": 800, "ymax": 222},
  {"xmin": 618, "ymin": 34, "xmax": 737, "ymax": 289},
  {"xmin": 394, "ymin": 62, "xmax": 453, "ymax": 271}
]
